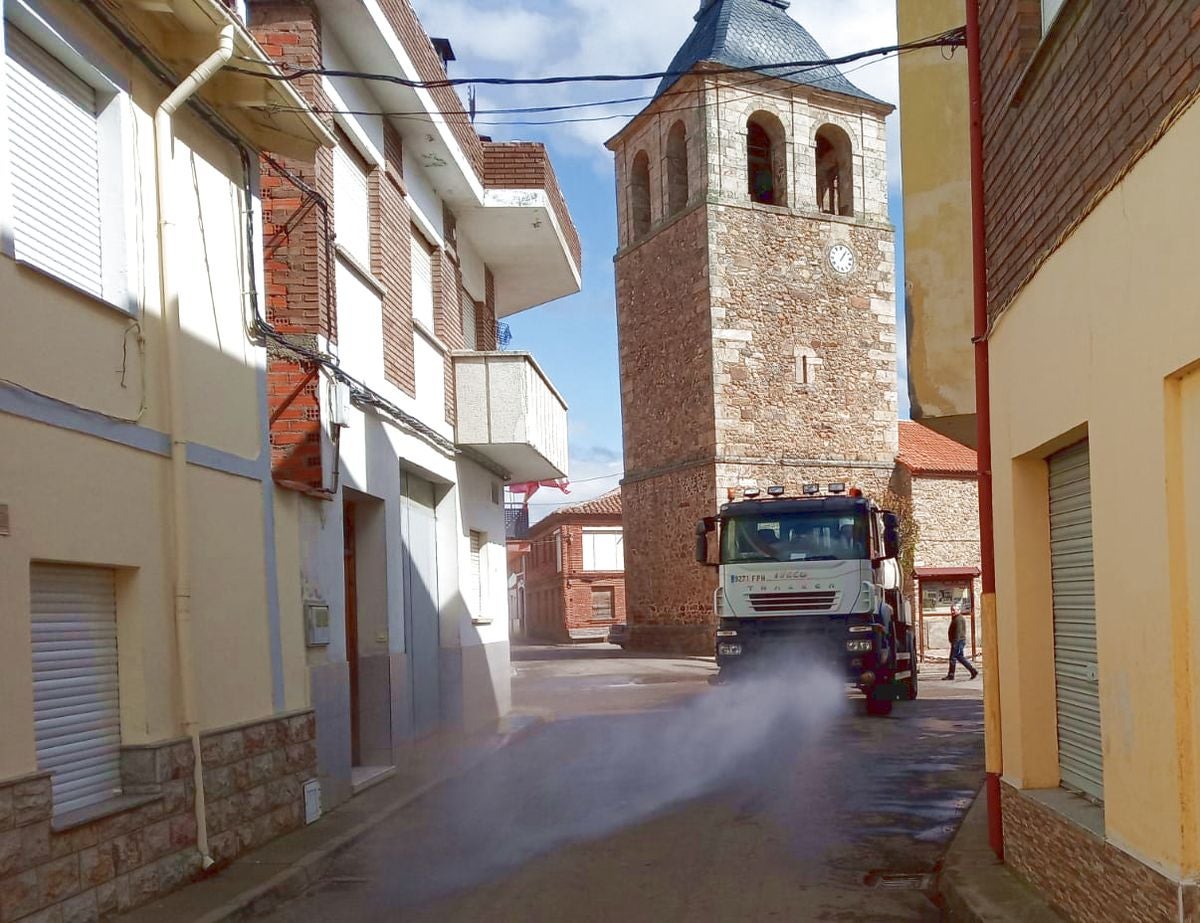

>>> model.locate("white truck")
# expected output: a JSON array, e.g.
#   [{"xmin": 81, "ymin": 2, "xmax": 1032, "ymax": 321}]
[{"xmin": 695, "ymin": 484, "xmax": 918, "ymax": 715}]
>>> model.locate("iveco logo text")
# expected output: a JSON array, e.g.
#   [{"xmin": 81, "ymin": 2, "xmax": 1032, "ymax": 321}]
[{"xmin": 730, "ymin": 572, "xmax": 808, "ymax": 583}]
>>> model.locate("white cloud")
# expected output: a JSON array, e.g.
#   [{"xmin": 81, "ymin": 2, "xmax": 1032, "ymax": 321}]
[{"xmin": 410, "ymin": 0, "xmax": 900, "ymax": 160}]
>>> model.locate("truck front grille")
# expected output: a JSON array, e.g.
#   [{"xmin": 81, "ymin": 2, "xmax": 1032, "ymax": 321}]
[{"xmin": 747, "ymin": 591, "xmax": 839, "ymax": 613}]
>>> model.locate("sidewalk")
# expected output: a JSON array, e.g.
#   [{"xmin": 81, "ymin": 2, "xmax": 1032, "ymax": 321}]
[
  {"xmin": 938, "ymin": 790, "xmax": 1065, "ymax": 922},
  {"xmin": 115, "ymin": 714, "xmax": 543, "ymax": 923}
]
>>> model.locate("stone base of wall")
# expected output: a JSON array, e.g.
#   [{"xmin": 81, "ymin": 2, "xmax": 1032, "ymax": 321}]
[
  {"xmin": 626, "ymin": 622, "xmax": 713, "ymax": 655},
  {"xmin": 1002, "ymin": 783, "xmax": 1198, "ymax": 923},
  {"xmin": 200, "ymin": 711, "xmax": 317, "ymax": 867},
  {"xmin": 0, "ymin": 710, "xmax": 316, "ymax": 922}
]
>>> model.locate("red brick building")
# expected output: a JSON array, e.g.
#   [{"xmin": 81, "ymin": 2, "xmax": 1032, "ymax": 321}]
[{"xmin": 523, "ymin": 490, "xmax": 627, "ymax": 643}]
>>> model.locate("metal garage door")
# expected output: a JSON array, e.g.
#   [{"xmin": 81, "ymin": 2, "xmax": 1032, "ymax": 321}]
[
  {"xmin": 30, "ymin": 564, "xmax": 121, "ymax": 815},
  {"xmin": 1049, "ymin": 441, "xmax": 1102, "ymax": 800},
  {"xmin": 401, "ymin": 472, "xmax": 441, "ymax": 737}
]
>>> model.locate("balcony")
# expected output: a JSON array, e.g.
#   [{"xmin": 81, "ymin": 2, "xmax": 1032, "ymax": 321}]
[
  {"xmin": 505, "ymin": 504, "xmax": 531, "ymax": 541},
  {"xmin": 453, "ymin": 352, "xmax": 568, "ymax": 481}
]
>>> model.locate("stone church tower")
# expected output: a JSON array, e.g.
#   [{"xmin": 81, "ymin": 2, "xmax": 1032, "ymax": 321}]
[{"xmin": 607, "ymin": 0, "xmax": 899, "ymax": 653}]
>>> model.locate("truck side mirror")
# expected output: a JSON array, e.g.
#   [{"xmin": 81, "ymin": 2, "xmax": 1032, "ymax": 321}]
[
  {"xmin": 695, "ymin": 518, "xmax": 715, "ymax": 565},
  {"xmin": 883, "ymin": 512, "xmax": 901, "ymax": 560}
]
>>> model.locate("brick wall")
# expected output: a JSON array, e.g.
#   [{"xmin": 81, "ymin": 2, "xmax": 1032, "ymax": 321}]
[
  {"xmin": 483, "ymin": 142, "xmax": 582, "ymax": 272},
  {"xmin": 523, "ymin": 520, "xmax": 627, "ymax": 642},
  {"xmin": 376, "ymin": 127, "xmax": 416, "ymax": 397},
  {"xmin": 1001, "ymin": 783, "xmax": 1197, "ymax": 923},
  {"xmin": 980, "ymin": 0, "xmax": 1200, "ymax": 318},
  {"xmin": 0, "ymin": 712, "xmax": 315, "ymax": 922},
  {"xmin": 251, "ymin": 2, "xmax": 337, "ymax": 495}
]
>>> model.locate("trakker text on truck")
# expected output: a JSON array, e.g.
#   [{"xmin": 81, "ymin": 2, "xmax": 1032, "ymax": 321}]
[{"xmin": 695, "ymin": 483, "xmax": 917, "ymax": 716}]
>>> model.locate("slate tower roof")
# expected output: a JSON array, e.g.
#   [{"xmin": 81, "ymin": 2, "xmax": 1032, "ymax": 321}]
[{"xmin": 656, "ymin": 0, "xmax": 885, "ymax": 105}]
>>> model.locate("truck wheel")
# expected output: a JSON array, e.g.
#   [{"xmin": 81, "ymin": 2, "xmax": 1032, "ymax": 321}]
[
  {"xmin": 866, "ymin": 697, "xmax": 893, "ymax": 717},
  {"xmin": 905, "ymin": 663, "xmax": 919, "ymax": 700}
]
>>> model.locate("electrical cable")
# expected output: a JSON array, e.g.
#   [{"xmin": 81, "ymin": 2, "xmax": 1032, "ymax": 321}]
[{"xmin": 227, "ymin": 28, "xmax": 964, "ymax": 90}]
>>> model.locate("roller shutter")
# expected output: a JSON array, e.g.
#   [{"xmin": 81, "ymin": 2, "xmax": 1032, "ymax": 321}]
[
  {"xmin": 410, "ymin": 232, "xmax": 434, "ymax": 329},
  {"xmin": 31, "ymin": 564, "xmax": 122, "ymax": 815},
  {"xmin": 5, "ymin": 25, "xmax": 104, "ymax": 297},
  {"xmin": 333, "ymin": 143, "xmax": 370, "ymax": 265},
  {"xmin": 461, "ymin": 292, "xmax": 477, "ymax": 350},
  {"xmin": 469, "ymin": 530, "xmax": 484, "ymax": 616},
  {"xmin": 1049, "ymin": 441, "xmax": 1102, "ymax": 800}
]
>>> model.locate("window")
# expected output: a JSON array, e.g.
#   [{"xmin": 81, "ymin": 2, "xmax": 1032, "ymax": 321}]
[
  {"xmin": 410, "ymin": 228, "xmax": 435, "ymax": 330},
  {"xmin": 582, "ymin": 528, "xmax": 624, "ymax": 571},
  {"xmin": 30, "ymin": 563, "xmax": 122, "ymax": 815},
  {"xmin": 469, "ymin": 530, "xmax": 487, "ymax": 621},
  {"xmin": 666, "ymin": 121, "xmax": 688, "ymax": 216},
  {"xmin": 747, "ymin": 112, "xmax": 787, "ymax": 206},
  {"xmin": 1041, "ymin": 0, "xmax": 1066, "ymax": 33},
  {"xmin": 333, "ymin": 140, "xmax": 371, "ymax": 266},
  {"xmin": 461, "ymin": 290, "xmax": 478, "ymax": 350},
  {"xmin": 555, "ymin": 531, "xmax": 563, "ymax": 573},
  {"xmin": 630, "ymin": 150, "xmax": 651, "ymax": 238},
  {"xmin": 4, "ymin": 21, "xmax": 130, "ymax": 306},
  {"xmin": 591, "ymin": 587, "xmax": 615, "ymax": 622},
  {"xmin": 721, "ymin": 511, "xmax": 868, "ymax": 564},
  {"xmin": 815, "ymin": 124, "xmax": 854, "ymax": 218}
]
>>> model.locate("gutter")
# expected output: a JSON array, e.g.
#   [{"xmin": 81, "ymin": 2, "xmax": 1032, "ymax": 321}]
[
  {"xmin": 966, "ymin": 0, "xmax": 1004, "ymax": 861},
  {"xmin": 154, "ymin": 24, "xmax": 236, "ymax": 871}
]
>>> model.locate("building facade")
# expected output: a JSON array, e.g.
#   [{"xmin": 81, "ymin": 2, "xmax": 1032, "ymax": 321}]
[
  {"xmin": 608, "ymin": 0, "xmax": 898, "ymax": 653},
  {"xmin": 894, "ymin": 421, "xmax": 981, "ymax": 661},
  {"xmin": 522, "ymin": 490, "xmax": 627, "ymax": 643},
  {"xmin": 247, "ymin": 0, "xmax": 581, "ymax": 809},
  {"xmin": 0, "ymin": 1, "xmax": 333, "ymax": 919},
  {"xmin": 897, "ymin": 0, "xmax": 1200, "ymax": 919}
]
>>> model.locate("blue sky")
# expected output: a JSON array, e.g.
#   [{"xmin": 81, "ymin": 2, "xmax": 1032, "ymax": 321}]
[{"xmin": 410, "ymin": 0, "xmax": 908, "ymax": 513}]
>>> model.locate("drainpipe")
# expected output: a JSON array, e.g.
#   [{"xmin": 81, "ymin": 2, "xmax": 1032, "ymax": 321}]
[
  {"xmin": 966, "ymin": 0, "xmax": 1003, "ymax": 861},
  {"xmin": 155, "ymin": 25, "xmax": 235, "ymax": 871}
]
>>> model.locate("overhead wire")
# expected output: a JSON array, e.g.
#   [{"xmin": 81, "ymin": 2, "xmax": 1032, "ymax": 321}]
[{"xmin": 227, "ymin": 28, "xmax": 964, "ymax": 90}]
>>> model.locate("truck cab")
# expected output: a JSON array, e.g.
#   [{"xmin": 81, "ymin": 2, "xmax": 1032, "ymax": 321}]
[{"xmin": 696, "ymin": 485, "xmax": 917, "ymax": 715}]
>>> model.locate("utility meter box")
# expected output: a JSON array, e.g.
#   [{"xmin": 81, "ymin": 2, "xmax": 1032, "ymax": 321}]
[{"xmin": 305, "ymin": 603, "xmax": 331, "ymax": 647}]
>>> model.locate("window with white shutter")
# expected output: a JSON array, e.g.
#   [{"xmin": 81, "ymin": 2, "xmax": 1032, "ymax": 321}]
[
  {"xmin": 5, "ymin": 24, "xmax": 103, "ymax": 297},
  {"xmin": 583, "ymin": 529, "xmax": 625, "ymax": 572},
  {"xmin": 30, "ymin": 564, "xmax": 122, "ymax": 815},
  {"xmin": 333, "ymin": 142, "xmax": 371, "ymax": 266},
  {"xmin": 469, "ymin": 530, "xmax": 486, "ymax": 620},
  {"xmin": 410, "ymin": 230, "xmax": 435, "ymax": 330}
]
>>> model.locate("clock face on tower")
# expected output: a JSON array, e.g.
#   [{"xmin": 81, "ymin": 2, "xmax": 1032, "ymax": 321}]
[{"xmin": 828, "ymin": 244, "xmax": 856, "ymax": 275}]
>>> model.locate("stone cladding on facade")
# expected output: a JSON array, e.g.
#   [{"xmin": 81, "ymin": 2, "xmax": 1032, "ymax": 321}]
[
  {"xmin": 0, "ymin": 711, "xmax": 314, "ymax": 922},
  {"xmin": 611, "ymin": 66, "xmax": 895, "ymax": 653},
  {"xmin": 1001, "ymin": 783, "xmax": 1199, "ymax": 923}
]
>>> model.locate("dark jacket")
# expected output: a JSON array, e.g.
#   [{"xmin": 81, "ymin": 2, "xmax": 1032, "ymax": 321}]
[{"xmin": 948, "ymin": 612, "xmax": 967, "ymax": 644}]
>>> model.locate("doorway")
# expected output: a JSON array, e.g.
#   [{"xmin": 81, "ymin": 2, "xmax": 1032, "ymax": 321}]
[
  {"xmin": 401, "ymin": 471, "xmax": 441, "ymax": 737},
  {"xmin": 343, "ymin": 501, "xmax": 361, "ymax": 766}
]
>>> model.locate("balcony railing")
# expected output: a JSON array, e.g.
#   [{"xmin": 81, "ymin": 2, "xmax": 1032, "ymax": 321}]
[
  {"xmin": 505, "ymin": 504, "xmax": 530, "ymax": 540},
  {"xmin": 453, "ymin": 351, "xmax": 568, "ymax": 481}
]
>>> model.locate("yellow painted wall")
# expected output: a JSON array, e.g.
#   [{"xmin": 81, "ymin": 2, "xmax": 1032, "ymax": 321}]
[
  {"xmin": 0, "ymin": 3, "xmax": 308, "ymax": 781},
  {"xmin": 989, "ymin": 96, "xmax": 1200, "ymax": 878},
  {"xmin": 896, "ymin": 0, "xmax": 976, "ymax": 438}
]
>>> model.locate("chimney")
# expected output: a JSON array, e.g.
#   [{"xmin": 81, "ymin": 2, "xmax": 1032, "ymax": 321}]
[{"xmin": 430, "ymin": 38, "xmax": 456, "ymax": 70}]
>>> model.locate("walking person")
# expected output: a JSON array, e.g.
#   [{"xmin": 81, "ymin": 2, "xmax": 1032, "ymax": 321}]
[{"xmin": 943, "ymin": 603, "xmax": 978, "ymax": 680}]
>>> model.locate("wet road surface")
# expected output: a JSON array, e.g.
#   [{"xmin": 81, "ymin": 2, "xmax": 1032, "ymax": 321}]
[{"xmin": 265, "ymin": 646, "xmax": 984, "ymax": 921}]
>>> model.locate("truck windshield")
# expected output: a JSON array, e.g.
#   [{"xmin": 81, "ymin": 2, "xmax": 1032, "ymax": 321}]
[{"xmin": 721, "ymin": 511, "xmax": 869, "ymax": 563}]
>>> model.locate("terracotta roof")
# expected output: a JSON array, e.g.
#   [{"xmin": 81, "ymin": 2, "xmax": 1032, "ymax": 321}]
[
  {"xmin": 554, "ymin": 487, "xmax": 622, "ymax": 518},
  {"xmin": 529, "ymin": 488, "xmax": 622, "ymax": 535},
  {"xmin": 897, "ymin": 421, "xmax": 978, "ymax": 476}
]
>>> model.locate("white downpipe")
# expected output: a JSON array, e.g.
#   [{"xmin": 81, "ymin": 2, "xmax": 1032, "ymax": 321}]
[{"xmin": 154, "ymin": 25, "xmax": 235, "ymax": 871}]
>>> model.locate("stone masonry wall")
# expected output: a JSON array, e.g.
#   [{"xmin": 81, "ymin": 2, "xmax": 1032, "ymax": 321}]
[
  {"xmin": 911, "ymin": 474, "xmax": 981, "ymax": 656},
  {"xmin": 622, "ymin": 468, "xmax": 719, "ymax": 653},
  {"xmin": 0, "ymin": 711, "xmax": 315, "ymax": 922},
  {"xmin": 708, "ymin": 204, "xmax": 898, "ymax": 466},
  {"xmin": 1002, "ymin": 783, "xmax": 1197, "ymax": 923}
]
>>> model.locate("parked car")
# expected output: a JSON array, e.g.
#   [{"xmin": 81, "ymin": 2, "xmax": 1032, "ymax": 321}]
[{"xmin": 607, "ymin": 623, "xmax": 629, "ymax": 648}]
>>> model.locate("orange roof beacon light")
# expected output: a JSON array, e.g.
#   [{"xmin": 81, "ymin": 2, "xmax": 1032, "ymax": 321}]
[{"xmin": 847, "ymin": 486, "xmax": 864, "ymax": 498}]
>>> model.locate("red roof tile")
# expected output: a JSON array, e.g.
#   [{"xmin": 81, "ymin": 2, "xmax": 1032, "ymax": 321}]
[
  {"xmin": 553, "ymin": 487, "xmax": 622, "ymax": 517},
  {"xmin": 897, "ymin": 421, "xmax": 977, "ymax": 475}
]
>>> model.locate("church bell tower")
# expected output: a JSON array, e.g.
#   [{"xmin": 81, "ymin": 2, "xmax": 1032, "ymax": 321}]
[{"xmin": 607, "ymin": 0, "xmax": 899, "ymax": 653}]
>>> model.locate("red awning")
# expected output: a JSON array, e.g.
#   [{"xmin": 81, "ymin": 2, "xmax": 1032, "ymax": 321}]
[{"xmin": 914, "ymin": 567, "xmax": 981, "ymax": 579}]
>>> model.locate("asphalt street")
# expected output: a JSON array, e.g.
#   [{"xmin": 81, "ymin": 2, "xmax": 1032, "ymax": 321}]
[{"xmin": 263, "ymin": 643, "xmax": 984, "ymax": 922}]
